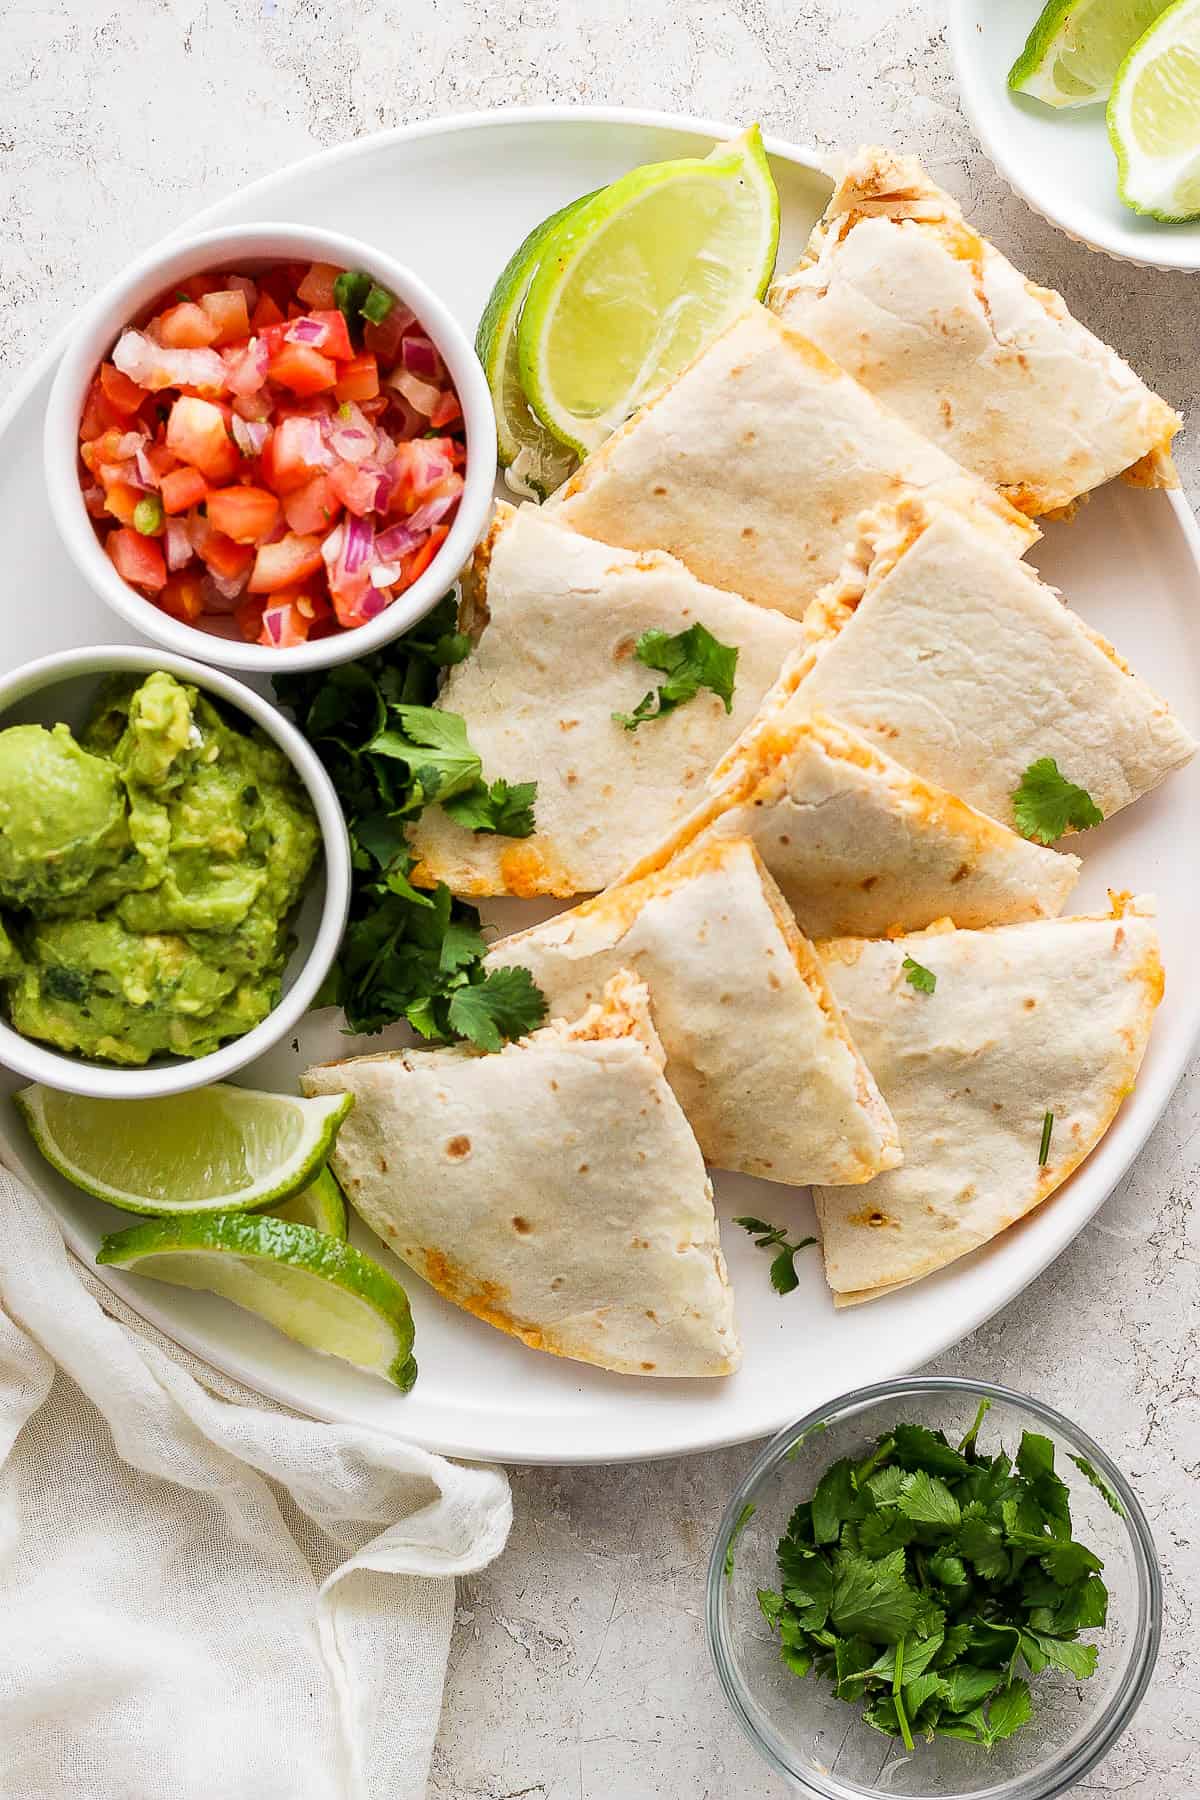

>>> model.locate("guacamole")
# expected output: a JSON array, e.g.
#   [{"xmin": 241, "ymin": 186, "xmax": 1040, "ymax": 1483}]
[{"xmin": 0, "ymin": 672, "xmax": 321, "ymax": 1064}]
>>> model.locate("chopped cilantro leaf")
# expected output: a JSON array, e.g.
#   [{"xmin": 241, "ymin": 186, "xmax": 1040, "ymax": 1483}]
[
  {"xmin": 446, "ymin": 966, "xmax": 546, "ymax": 1052},
  {"xmin": 724, "ymin": 1502, "xmax": 756, "ymax": 1579},
  {"xmin": 1012, "ymin": 757, "xmax": 1103, "ymax": 844},
  {"xmin": 1038, "ymin": 1110, "xmax": 1054, "ymax": 1165},
  {"xmin": 613, "ymin": 622, "xmax": 738, "ymax": 730},
  {"xmin": 901, "ymin": 954, "xmax": 937, "ymax": 994},
  {"xmin": 443, "ymin": 776, "xmax": 538, "ymax": 837},
  {"xmin": 733, "ymin": 1215, "xmax": 817, "ymax": 1296},
  {"xmin": 1068, "ymin": 1454, "xmax": 1125, "ymax": 1517}
]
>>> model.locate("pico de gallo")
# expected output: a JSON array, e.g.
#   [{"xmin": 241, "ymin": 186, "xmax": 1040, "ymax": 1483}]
[{"xmin": 77, "ymin": 261, "xmax": 467, "ymax": 649}]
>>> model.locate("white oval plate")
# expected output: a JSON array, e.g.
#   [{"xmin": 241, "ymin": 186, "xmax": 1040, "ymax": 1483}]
[
  {"xmin": 951, "ymin": 0, "xmax": 1200, "ymax": 269},
  {"xmin": 2, "ymin": 106, "xmax": 1198, "ymax": 1465}
]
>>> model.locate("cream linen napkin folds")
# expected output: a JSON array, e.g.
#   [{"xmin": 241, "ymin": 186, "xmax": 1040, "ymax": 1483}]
[{"xmin": 0, "ymin": 1165, "xmax": 512, "ymax": 1800}]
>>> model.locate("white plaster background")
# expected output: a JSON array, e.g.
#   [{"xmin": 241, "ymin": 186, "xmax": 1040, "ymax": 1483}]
[{"xmin": 1, "ymin": 3, "xmax": 1197, "ymax": 1795}]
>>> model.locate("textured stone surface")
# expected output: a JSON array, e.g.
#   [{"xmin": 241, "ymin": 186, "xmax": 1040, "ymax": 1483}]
[{"xmin": 3, "ymin": 4, "xmax": 1197, "ymax": 1795}]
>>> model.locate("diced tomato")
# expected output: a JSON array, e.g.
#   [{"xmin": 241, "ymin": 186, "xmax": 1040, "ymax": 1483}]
[
  {"xmin": 268, "ymin": 342, "xmax": 338, "ymax": 397},
  {"xmin": 80, "ymin": 378, "xmax": 125, "ymax": 440},
  {"xmin": 429, "ymin": 388, "xmax": 463, "ymax": 429},
  {"xmin": 250, "ymin": 290, "xmax": 285, "ymax": 332},
  {"xmin": 224, "ymin": 341, "xmax": 268, "ymax": 397},
  {"xmin": 259, "ymin": 599, "xmax": 312, "ymax": 648},
  {"xmin": 389, "ymin": 437, "xmax": 457, "ymax": 512},
  {"xmin": 235, "ymin": 592, "xmax": 267, "ymax": 642},
  {"xmin": 399, "ymin": 523, "xmax": 449, "ymax": 590},
  {"xmin": 160, "ymin": 466, "xmax": 208, "ymax": 514},
  {"xmin": 204, "ymin": 484, "xmax": 280, "ymax": 544},
  {"xmin": 80, "ymin": 427, "xmax": 127, "ymax": 474},
  {"xmin": 158, "ymin": 570, "xmax": 207, "ymax": 623},
  {"xmin": 166, "ymin": 396, "xmax": 239, "ymax": 481},
  {"xmin": 297, "ymin": 262, "xmax": 340, "ymax": 309},
  {"xmin": 248, "ymin": 532, "xmax": 325, "ymax": 593},
  {"xmin": 297, "ymin": 310, "xmax": 354, "ymax": 360},
  {"xmin": 199, "ymin": 289, "xmax": 251, "ymax": 346},
  {"xmin": 363, "ymin": 305, "xmax": 414, "ymax": 365},
  {"xmin": 108, "ymin": 527, "xmax": 167, "ymax": 591},
  {"xmin": 328, "ymin": 461, "xmax": 378, "ymax": 517},
  {"xmin": 260, "ymin": 415, "xmax": 329, "ymax": 494},
  {"xmin": 142, "ymin": 442, "xmax": 179, "ymax": 480},
  {"xmin": 102, "ymin": 481, "xmax": 142, "ymax": 527},
  {"xmin": 196, "ymin": 529, "xmax": 255, "ymax": 582},
  {"xmin": 334, "ymin": 352, "xmax": 379, "ymax": 405},
  {"xmin": 158, "ymin": 302, "xmax": 221, "ymax": 350},
  {"xmin": 99, "ymin": 362, "xmax": 147, "ymax": 416},
  {"xmin": 283, "ymin": 473, "xmax": 341, "ymax": 535}
]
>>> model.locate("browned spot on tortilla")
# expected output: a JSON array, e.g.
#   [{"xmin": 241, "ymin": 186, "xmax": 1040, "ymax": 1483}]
[
  {"xmin": 613, "ymin": 635, "xmax": 637, "ymax": 661},
  {"xmin": 952, "ymin": 863, "xmax": 971, "ymax": 883},
  {"xmin": 631, "ymin": 1236, "xmax": 649, "ymax": 1249},
  {"xmin": 445, "ymin": 1135, "xmax": 471, "ymax": 1160},
  {"xmin": 767, "ymin": 971, "xmax": 781, "ymax": 990},
  {"xmin": 550, "ymin": 1276, "xmax": 564, "ymax": 1291},
  {"xmin": 847, "ymin": 1206, "xmax": 895, "ymax": 1229},
  {"xmin": 419, "ymin": 1248, "xmax": 545, "ymax": 1349},
  {"xmin": 512, "ymin": 1216, "xmax": 532, "ymax": 1234},
  {"xmin": 641, "ymin": 1362, "xmax": 656, "ymax": 1372},
  {"xmin": 861, "ymin": 875, "xmax": 878, "ymax": 892},
  {"xmin": 577, "ymin": 1162, "xmax": 589, "ymax": 1174},
  {"xmin": 652, "ymin": 483, "xmax": 668, "ymax": 495},
  {"xmin": 741, "ymin": 525, "xmax": 756, "ymax": 539},
  {"xmin": 558, "ymin": 717, "xmax": 579, "ymax": 731},
  {"xmin": 377, "ymin": 1156, "xmax": 388, "ymax": 1173},
  {"xmin": 1024, "ymin": 997, "xmax": 1037, "ymax": 1010},
  {"xmin": 940, "ymin": 397, "xmax": 953, "ymax": 429},
  {"xmin": 645, "ymin": 1309, "xmax": 658, "ymax": 1322}
]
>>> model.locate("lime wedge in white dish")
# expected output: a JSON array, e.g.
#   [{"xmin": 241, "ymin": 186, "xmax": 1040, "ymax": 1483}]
[
  {"xmin": 97, "ymin": 1213, "xmax": 416, "ymax": 1389},
  {"xmin": 15, "ymin": 1083, "xmax": 352, "ymax": 1216},
  {"xmin": 476, "ymin": 192, "xmax": 597, "ymax": 499},
  {"xmin": 263, "ymin": 1164, "xmax": 348, "ymax": 1238},
  {"xmin": 1009, "ymin": 0, "xmax": 1172, "ymax": 106},
  {"xmin": 517, "ymin": 125, "xmax": 780, "ymax": 458},
  {"xmin": 1110, "ymin": 0, "xmax": 1200, "ymax": 216}
]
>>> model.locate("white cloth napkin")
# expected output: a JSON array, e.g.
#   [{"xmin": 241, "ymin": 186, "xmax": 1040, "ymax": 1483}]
[{"xmin": 0, "ymin": 1166, "xmax": 512, "ymax": 1800}]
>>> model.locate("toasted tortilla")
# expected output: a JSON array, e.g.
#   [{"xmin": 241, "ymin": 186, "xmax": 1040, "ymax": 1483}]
[
  {"xmin": 406, "ymin": 503, "xmax": 803, "ymax": 898},
  {"xmin": 770, "ymin": 146, "xmax": 1180, "ymax": 515},
  {"xmin": 485, "ymin": 837, "xmax": 900, "ymax": 1186},
  {"xmin": 618, "ymin": 713, "xmax": 1079, "ymax": 939},
  {"xmin": 301, "ymin": 971, "xmax": 739, "ymax": 1378},
  {"xmin": 768, "ymin": 501, "xmax": 1197, "ymax": 829},
  {"xmin": 812, "ymin": 898, "xmax": 1163, "ymax": 1303},
  {"xmin": 551, "ymin": 305, "xmax": 1036, "ymax": 618}
]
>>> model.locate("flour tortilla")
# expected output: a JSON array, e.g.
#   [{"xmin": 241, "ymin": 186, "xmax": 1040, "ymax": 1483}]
[
  {"xmin": 406, "ymin": 503, "xmax": 802, "ymax": 898},
  {"xmin": 812, "ymin": 898, "xmax": 1163, "ymax": 1303},
  {"xmin": 770, "ymin": 146, "xmax": 1180, "ymax": 515},
  {"xmin": 485, "ymin": 836, "xmax": 900, "ymax": 1186},
  {"xmin": 771, "ymin": 500, "xmax": 1197, "ymax": 829},
  {"xmin": 301, "ymin": 971, "xmax": 739, "ymax": 1378},
  {"xmin": 551, "ymin": 305, "xmax": 1036, "ymax": 619},
  {"xmin": 619, "ymin": 713, "xmax": 1079, "ymax": 940}
]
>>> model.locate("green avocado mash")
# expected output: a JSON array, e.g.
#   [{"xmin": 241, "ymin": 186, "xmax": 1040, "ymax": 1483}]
[{"xmin": 0, "ymin": 672, "xmax": 321, "ymax": 1065}]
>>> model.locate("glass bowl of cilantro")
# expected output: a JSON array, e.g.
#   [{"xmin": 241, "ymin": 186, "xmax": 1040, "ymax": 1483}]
[{"xmin": 707, "ymin": 1378, "xmax": 1160, "ymax": 1798}]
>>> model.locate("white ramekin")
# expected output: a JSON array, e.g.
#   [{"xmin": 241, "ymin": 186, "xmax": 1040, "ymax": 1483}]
[
  {"xmin": 0, "ymin": 645, "xmax": 350, "ymax": 1098},
  {"xmin": 43, "ymin": 222, "xmax": 497, "ymax": 673}
]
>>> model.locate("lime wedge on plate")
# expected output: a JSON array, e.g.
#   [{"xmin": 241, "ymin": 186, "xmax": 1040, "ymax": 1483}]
[
  {"xmin": 97, "ymin": 1213, "xmax": 416, "ymax": 1389},
  {"xmin": 518, "ymin": 125, "xmax": 780, "ymax": 457},
  {"xmin": 264, "ymin": 1164, "xmax": 348, "ymax": 1238},
  {"xmin": 1009, "ymin": 0, "xmax": 1171, "ymax": 106},
  {"xmin": 1110, "ymin": 0, "xmax": 1200, "ymax": 216},
  {"xmin": 16, "ymin": 1083, "xmax": 353, "ymax": 1216},
  {"xmin": 477, "ymin": 192, "xmax": 596, "ymax": 499}
]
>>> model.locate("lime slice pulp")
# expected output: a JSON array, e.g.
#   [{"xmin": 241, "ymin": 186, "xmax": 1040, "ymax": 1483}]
[
  {"xmin": 1009, "ymin": 0, "xmax": 1172, "ymax": 107},
  {"xmin": 98, "ymin": 1212, "xmax": 416, "ymax": 1389},
  {"xmin": 263, "ymin": 1164, "xmax": 349, "ymax": 1238},
  {"xmin": 476, "ymin": 191, "xmax": 597, "ymax": 500},
  {"xmin": 16, "ymin": 1083, "xmax": 353, "ymax": 1216},
  {"xmin": 518, "ymin": 125, "xmax": 780, "ymax": 458},
  {"xmin": 1109, "ymin": 0, "xmax": 1200, "ymax": 216}
]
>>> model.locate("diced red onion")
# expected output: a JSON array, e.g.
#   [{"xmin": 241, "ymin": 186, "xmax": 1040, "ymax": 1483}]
[
  {"xmin": 330, "ymin": 424, "xmax": 375, "ymax": 464},
  {"xmin": 134, "ymin": 445, "xmax": 159, "ymax": 489},
  {"xmin": 401, "ymin": 335, "xmax": 441, "ymax": 379},
  {"xmin": 342, "ymin": 514, "xmax": 374, "ymax": 575},
  {"xmin": 113, "ymin": 330, "xmax": 226, "ymax": 394},
  {"xmin": 262, "ymin": 605, "xmax": 286, "ymax": 645},
  {"xmin": 372, "ymin": 465, "xmax": 395, "ymax": 513},
  {"xmin": 232, "ymin": 390, "xmax": 272, "ymax": 422},
  {"xmin": 373, "ymin": 428, "xmax": 396, "ymax": 465},
  {"xmin": 82, "ymin": 484, "xmax": 106, "ymax": 518},
  {"xmin": 360, "ymin": 586, "xmax": 391, "ymax": 619},
  {"xmin": 208, "ymin": 565, "xmax": 250, "ymax": 604},
  {"xmin": 115, "ymin": 431, "xmax": 147, "ymax": 459},
  {"xmin": 386, "ymin": 392, "xmax": 424, "ymax": 441},
  {"xmin": 374, "ymin": 520, "xmax": 424, "ymax": 560},
  {"xmin": 408, "ymin": 483, "xmax": 462, "ymax": 533},
  {"xmin": 288, "ymin": 316, "xmax": 327, "ymax": 346},
  {"xmin": 388, "ymin": 368, "xmax": 440, "ymax": 416},
  {"xmin": 99, "ymin": 458, "xmax": 149, "ymax": 492},
  {"xmin": 321, "ymin": 522, "xmax": 346, "ymax": 568},
  {"xmin": 165, "ymin": 518, "xmax": 192, "ymax": 571},
  {"xmin": 225, "ymin": 338, "xmax": 269, "ymax": 398},
  {"xmin": 224, "ymin": 273, "xmax": 258, "ymax": 307},
  {"xmin": 231, "ymin": 415, "xmax": 270, "ymax": 457},
  {"xmin": 369, "ymin": 560, "xmax": 402, "ymax": 587},
  {"xmin": 187, "ymin": 508, "xmax": 213, "ymax": 554}
]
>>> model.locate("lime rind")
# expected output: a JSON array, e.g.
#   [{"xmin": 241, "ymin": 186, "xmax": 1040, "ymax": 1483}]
[
  {"xmin": 1109, "ymin": 0, "xmax": 1200, "ymax": 217},
  {"xmin": 263, "ymin": 1164, "xmax": 349, "ymax": 1238},
  {"xmin": 15, "ymin": 1082, "xmax": 353, "ymax": 1217},
  {"xmin": 518, "ymin": 125, "xmax": 780, "ymax": 459},
  {"xmin": 1010, "ymin": 0, "xmax": 1172, "ymax": 106},
  {"xmin": 98, "ymin": 1211, "xmax": 416, "ymax": 1389}
]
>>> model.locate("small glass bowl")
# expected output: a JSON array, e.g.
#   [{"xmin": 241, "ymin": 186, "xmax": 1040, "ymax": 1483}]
[{"xmin": 707, "ymin": 1378, "xmax": 1160, "ymax": 1800}]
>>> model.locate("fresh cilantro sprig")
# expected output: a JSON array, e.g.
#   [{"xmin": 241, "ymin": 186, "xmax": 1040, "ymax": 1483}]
[
  {"xmin": 1012, "ymin": 758, "xmax": 1103, "ymax": 845},
  {"xmin": 902, "ymin": 955, "xmax": 937, "ymax": 994},
  {"xmin": 756, "ymin": 1407, "xmax": 1107, "ymax": 1751},
  {"xmin": 274, "ymin": 594, "xmax": 546, "ymax": 1048},
  {"xmin": 613, "ymin": 623, "xmax": 738, "ymax": 731},
  {"xmin": 734, "ymin": 1216, "xmax": 817, "ymax": 1295}
]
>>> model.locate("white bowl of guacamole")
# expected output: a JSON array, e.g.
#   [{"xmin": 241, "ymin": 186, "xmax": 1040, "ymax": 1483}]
[{"xmin": 0, "ymin": 647, "xmax": 350, "ymax": 1098}]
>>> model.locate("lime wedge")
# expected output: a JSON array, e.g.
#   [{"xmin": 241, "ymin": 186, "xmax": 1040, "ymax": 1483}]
[
  {"xmin": 16, "ymin": 1083, "xmax": 353, "ymax": 1216},
  {"xmin": 518, "ymin": 125, "xmax": 780, "ymax": 457},
  {"xmin": 1110, "ymin": 0, "xmax": 1200, "ymax": 216},
  {"xmin": 476, "ymin": 192, "xmax": 596, "ymax": 500},
  {"xmin": 1009, "ymin": 0, "xmax": 1171, "ymax": 107},
  {"xmin": 263, "ymin": 1164, "xmax": 348, "ymax": 1238},
  {"xmin": 97, "ymin": 1213, "xmax": 416, "ymax": 1389}
]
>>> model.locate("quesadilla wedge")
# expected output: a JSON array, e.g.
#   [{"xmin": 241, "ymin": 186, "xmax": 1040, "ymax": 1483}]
[
  {"xmin": 770, "ymin": 146, "xmax": 1180, "ymax": 515},
  {"xmin": 618, "ymin": 713, "xmax": 1080, "ymax": 940},
  {"xmin": 301, "ymin": 971, "xmax": 740, "ymax": 1378},
  {"xmin": 812, "ymin": 897, "xmax": 1163, "ymax": 1304},
  {"xmin": 551, "ymin": 305, "xmax": 1036, "ymax": 619},
  {"xmin": 406, "ymin": 504, "xmax": 803, "ymax": 898},
  {"xmin": 485, "ymin": 837, "xmax": 901, "ymax": 1186}
]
